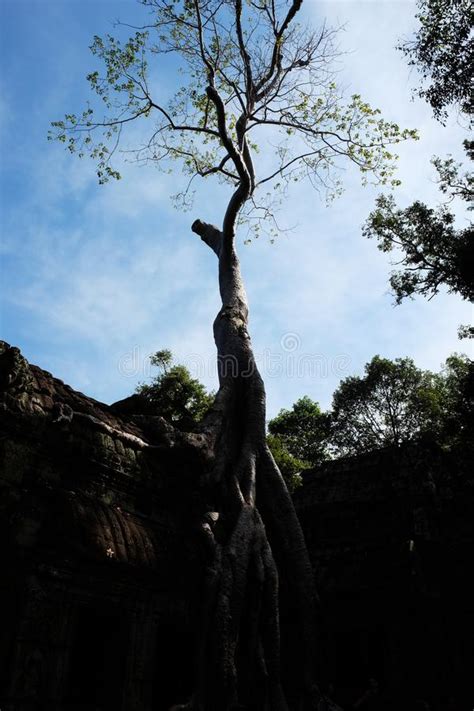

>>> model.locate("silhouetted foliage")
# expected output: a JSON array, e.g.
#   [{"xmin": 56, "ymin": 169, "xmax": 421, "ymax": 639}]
[
  {"xmin": 364, "ymin": 149, "xmax": 474, "ymax": 306},
  {"xmin": 266, "ymin": 396, "xmax": 331, "ymax": 490},
  {"xmin": 268, "ymin": 396, "xmax": 330, "ymax": 465},
  {"xmin": 366, "ymin": 0, "xmax": 473, "ymax": 337},
  {"xmin": 330, "ymin": 354, "xmax": 473, "ymax": 457},
  {"xmin": 398, "ymin": 0, "xmax": 473, "ymax": 121},
  {"xmin": 435, "ymin": 353, "xmax": 474, "ymax": 449}
]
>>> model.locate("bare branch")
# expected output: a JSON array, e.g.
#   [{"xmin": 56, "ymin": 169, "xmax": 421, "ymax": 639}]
[
  {"xmin": 257, "ymin": 150, "xmax": 320, "ymax": 187},
  {"xmin": 235, "ymin": 0, "xmax": 254, "ymax": 101},
  {"xmin": 254, "ymin": 0, "xmax": 304, "ymax": 100}
]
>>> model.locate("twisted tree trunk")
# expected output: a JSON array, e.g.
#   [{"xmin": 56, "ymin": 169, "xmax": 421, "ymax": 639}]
[{"xmin": 183, "ymin": 212, "xmax": 321, "ymax": 711}]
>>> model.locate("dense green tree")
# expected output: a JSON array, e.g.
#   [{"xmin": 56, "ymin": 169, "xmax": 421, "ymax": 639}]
[
  {"xmin": 265, "ymin": 355, "xmax": 472, "ymax": 465},
  {"xmin": 331, "ymin": 355, "xmax": 439, "ymax": 456},
  {"xmin": 330, "ymin": 354, "xmax": 472, "ymax": 457},
  {"xmin": 136, "ymin": 350, "xmax": 213, "ymax": 427},
  {"xmin": 266, "ymin": 396, "xmax": 331, "ymax": 491},
  {"xmin": 268, "ymin": 396, "xmax": 330, "ymax": 465},
  {"xmin": 398, "ymin": 0, "xmax": 473, "ymax": 122}
]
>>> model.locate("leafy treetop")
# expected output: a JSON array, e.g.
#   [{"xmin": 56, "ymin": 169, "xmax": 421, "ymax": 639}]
[
  {"xmin": 268, "ymin": 395, "xmax": 330, "ymax": 464},
  {"xmin": 136, "ymin": 349, "xmax": 213, "ymax": 427},
  {"xmin": 49, "ymin": 0, "xmax": 417, "ymax": 240},
  {"xmin": 330, "ymin": 354, "xmax": 473, "ymax": 457},
  {"xmin": 436, "ymin": 353, "xmax": 474, "ymax": 448},
  {"xmin": 267, "ymin": 395, "xmax": 330, "ymax": 491},
  {"xmin": 267, "ymin": 354, "xmax": 473, "ymax": 473}
]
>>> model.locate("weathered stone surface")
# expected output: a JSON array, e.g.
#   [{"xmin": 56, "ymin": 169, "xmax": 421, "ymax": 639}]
[
  {"xmin": 0, "ymin": 341, "xmax": 472, "ymax": 710},
  {"xmin": 0, "ymin": 342, "xmax": 207, "ymax": 711},
  {"xmin": 293, "ymin": 445, "xmax": 474, "ymax": 708}
]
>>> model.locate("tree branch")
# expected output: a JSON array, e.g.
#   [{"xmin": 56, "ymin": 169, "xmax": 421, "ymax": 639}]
[
  {"xmin": 257, "ymin": 150, "xmax": 321, "ymax": 187},
  {"xmin": 235, "ymin": 0, "xmax": 254, "ymax": 101},
  {"xmin": 192, "ymin": 219, "xmax": 222, "ymax": 256},
  {"xmin": 149, "ymin": 99, "xmax": 220, "ymax": 137},
  {"xmin": 255, "ymin": 0, "xmax": 304, "ymax": 100},
  {"xmin": 206, "ymin": 85, "xmax": 249, "ymax": 187}
]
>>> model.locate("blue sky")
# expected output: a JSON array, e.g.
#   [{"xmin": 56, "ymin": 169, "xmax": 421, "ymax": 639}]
[{"xmin": 0, "ymin": 0, "xmax": 472, "ymax": 418}]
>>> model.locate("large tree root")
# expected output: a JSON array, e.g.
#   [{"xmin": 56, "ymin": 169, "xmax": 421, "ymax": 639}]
[{"xmin": 184, "ymin": 442, "xmax": 321, "ymax": 711}]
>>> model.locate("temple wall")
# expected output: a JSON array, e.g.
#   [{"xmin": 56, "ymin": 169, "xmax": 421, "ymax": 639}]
[{"xmin": 1, "ymin": 341, "xmax": 473, "ymax": 710}]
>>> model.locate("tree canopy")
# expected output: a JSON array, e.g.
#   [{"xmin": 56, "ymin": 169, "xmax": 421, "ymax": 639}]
[
  {"xmin": 398, "ymin": 0, "xmax": 473, "ymax": 122},
  {"xmin": 266, "ymin": 354, "xmax": 473, "ymax": 464},
  {"xmin": 365, "ymin": 0, "xmax": 473, "ymax": 337},
  {"xmin": 330, "ymin": 354, "xmax": 473, "ymax": 457},
  {"xmin": 331, "ymin": 355, "xmax": 439, "ymax": 455},
  {"xmin": 266, "ymin": 396, "xmax": 330, "ymax": 491},
  {"xmin": 50, "ymin": 0, "xmax": 417, "ymax": 240},
  {"xmin": 433, "ymin": 353, "xmax": 474, "ymax": 449},
  {"xmin": 268, "ymin": 395, "xmax": 330, "ymax": 464},
  {"xmin": 363, "ymin": 145, "xmax": 474, "ymax": 307},
  {"xmin": 136, "ymin": 349, "xmax": 213, "ymax": 427}
]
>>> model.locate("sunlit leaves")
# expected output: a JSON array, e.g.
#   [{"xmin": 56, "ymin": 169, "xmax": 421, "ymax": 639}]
[
  {"xmin": 136, "ymin": 349, "xmax": 214, "ymax": 427},
  {"xmin": 50, "ymin": 0, "xmax": 418, "ymax": 232},
  {"xmin": 268, "ymin": 396, "xmax": 330, "ymax": 465},
  {"xmin": 269, "ymin": 355, "xmax": 473, "ymax": 462}
]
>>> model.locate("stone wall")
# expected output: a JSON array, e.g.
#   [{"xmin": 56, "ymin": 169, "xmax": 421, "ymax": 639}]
[
  {"xmin": 1, "ymin": 341, "xmax": 473, "ymax": 710},
  {"xmin": 294, "ymin": 446, "xmax": 474, "ymax": 709},
  {"xmin": 0, "ymin": 341, "xmax": 208, "ymax": 711}
]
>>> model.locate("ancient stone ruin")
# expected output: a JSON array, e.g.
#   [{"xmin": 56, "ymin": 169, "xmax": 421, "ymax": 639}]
[{"xmin": 1, "ymin": 340, "xmax": 473, "ymax": 710}]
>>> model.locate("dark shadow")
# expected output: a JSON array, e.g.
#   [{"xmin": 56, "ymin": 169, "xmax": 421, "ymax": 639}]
[
  {"xmin": 153, "ymin": 619, "xmax": 194, "ymax": 710},
  {"xmin": 64, "ymin": 606, "xmax": 128, "ymax": 711}
]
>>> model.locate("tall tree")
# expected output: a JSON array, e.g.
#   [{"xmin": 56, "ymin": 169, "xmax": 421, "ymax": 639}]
[
  {"xmin": 330, "ymin": 354, "xmax": 471, "ymax": 457},
  {"xmin": 50, "ymin": 1, "xmax": 416, "ymax": 707}
]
